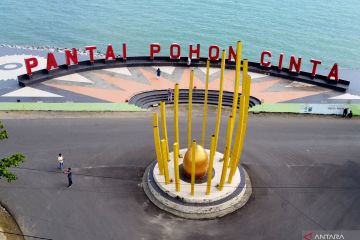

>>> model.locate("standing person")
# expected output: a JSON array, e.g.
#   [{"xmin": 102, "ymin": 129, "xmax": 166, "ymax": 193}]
[
  {"xmin": 167, "ymin": 88, "xmax": 171, "ymax": 102},
  {"xmin": 64, "ymin": 168, "xmax": 73, "ymax": 188},
  {"xmin": 170, "ymin": 89, "xmax": 174, "ymax": 102},
  {"xmin": 342, "ymin": 108, "xmax": 348, "ymax": 117},
  {"xmin": 187, "ymin": 57, "xmax": 191, "ymax": 66},
  {"xmin": 58, "ymin": 153, "xmax": 64, "ymax": 170},
  {"xmin": 156, "ymin": 68, "xmax": 161, "ymax": 80}
]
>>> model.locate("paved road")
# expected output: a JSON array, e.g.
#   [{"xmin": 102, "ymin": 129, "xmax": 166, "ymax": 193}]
[{"xmin": 0, "ymin": 113, "xmax": 359, "ymax": 240}]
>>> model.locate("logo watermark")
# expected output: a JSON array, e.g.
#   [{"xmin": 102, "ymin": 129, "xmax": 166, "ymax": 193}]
[{"xmin": 303, "ymin": 231, "xmax": 360, "ymax": 240}]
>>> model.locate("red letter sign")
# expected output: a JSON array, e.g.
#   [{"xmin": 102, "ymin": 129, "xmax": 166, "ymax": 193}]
[
  {"xmin": 46, "ymin": 53, "xmax": 58, "ymax": 71},
  {"xmin": 122, "ymin": 43, "xmax": 127, "ymax": 59},
  {"xmin": 105, "ymin": 44, "xmax": 116, "ymax": 60},
  {"xmin": 328, "ymin": 63, "xmax": 339, "ymax": 81},
  {"xmin": 208, "ymin": 45, "xmax": 220, "ymax": 61},
  {"xmin": 150, "ymin": 43, "xmax": 161, "ymax": 59},
  {"xmin": 65, "ymin": 48, "xmax": 78, "ymax": 66},
  {"xmin": 170, "ymin": 43, "xmax": 181, "ymax": 59},
  {"xmin": 260, "ymin": 51, "xmax": 272, "ymax": 67},
  {"xmin": 289, "ymin": 55, "xmax": 302, "ymax": 73},
  {"xmin": 310, "ymin": 59, "xmax": 322, "ymax": 77},
  {"xmin": 85, "ymin": 45, "xmax": 97, "ymax": 62},
  {"xmin": 189, "ymin": 44, "xmax": 200, "ymax": 59},
  {"xmin": 24, "ymin": 57, "xmax": 38, "ymax": 76},
  {"xmin": 228, "ymin": 46, "xmax": 236, "ymax": 61},
  {"xmin": 278, "ymin": 53, "xmax": 284, "ymax": 70}
]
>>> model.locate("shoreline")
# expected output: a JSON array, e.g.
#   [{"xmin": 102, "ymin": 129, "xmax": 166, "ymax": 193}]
[
  {"xmin": 0, "ymin": 44, "xmax": 105, "ymax": 58},
  {"xmin": 1, "ymin": 44, "xmax": 360, "ymax": 71}
]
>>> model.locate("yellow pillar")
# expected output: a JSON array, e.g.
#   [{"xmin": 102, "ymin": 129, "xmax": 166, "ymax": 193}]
[
  {"xmin": 174, "ymin": 84, "xmax": 179, "ymax": 146},
  {"xmin": 236, "ymin": 74, "xmax": 251, "ymax": 164},
  {"xmin": 161, "ymin": 139, "xmax": 170, "ymax": 184},
  {"xmin": 228, "ymin": 59, "xmax": 248, "ymax": 169},
  {"xmin": 190, "ymin": 140, "xmax": 196, "ymax": 196},
  {"xmin": 153, "ymin": 113, "xmax": 163, "ymax": 174},
  {"xmin": 187, "ymin": 70, "xmax": 194, "ymax": 148},
  {"xmin": 234, "ymin": 62, "xmax": 251, "ymax": 172},
  {"xmin": 201, "ymin": 60, "xmax": 210, "ymax": 147},
  {"xmin": 206, "ymin": 135, "xmax": 216, "ymax": 195},
  {"xmin": 228, "ymin": 74, "xmax": 251, "ymax": 183},
  {"xmin": 173, "ymin": 142, "xmax": 180, "ymax": 192},
  {"xmin": 231, "ymin": 41, "xmax": 242, "ymax": 119},
  {"xmin": 219, "ymin": 116, "xmax": 234, "ymax": 190},
  {"xmin": 242, "ymin": 59, "xmax": 249, "ymax": 96},
  {"xmin": 214, "ymin": 50, "xmax": 226, "ymax": 151},
  {"xmin": 228, "ymin": 95, "xmax": 246, "ymax": 182},
  {"xmin": 226, "ymin": 41, "xmax": 242, "ymax": 168},
  {"xmin": 152, "ymin": 112, "xmax": 158, "ymax": 126},
  {"xmin": 160, "ymin": 101, "xmax": 170, "ymax": 163}
]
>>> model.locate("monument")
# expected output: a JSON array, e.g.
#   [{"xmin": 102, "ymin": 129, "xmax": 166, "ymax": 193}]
[{"xmin": 142, "ymin": 41, "xmax": 253, "ymax": 219}]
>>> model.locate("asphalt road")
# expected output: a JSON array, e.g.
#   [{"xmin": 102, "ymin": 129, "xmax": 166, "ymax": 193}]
[{"xmin": 0, "ymin": 113, "xmax": 359, "ymax": 240}]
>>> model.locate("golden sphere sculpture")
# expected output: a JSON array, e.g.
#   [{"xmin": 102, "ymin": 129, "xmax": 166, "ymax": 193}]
[{"xmin": 183, "ymin": 144, "xmax": 209, "ymax": 179}]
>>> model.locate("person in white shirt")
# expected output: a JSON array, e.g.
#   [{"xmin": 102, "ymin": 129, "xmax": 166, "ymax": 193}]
[{"xmin": 58, "ymin": 153, "xmax": 64, "ymax": 170}]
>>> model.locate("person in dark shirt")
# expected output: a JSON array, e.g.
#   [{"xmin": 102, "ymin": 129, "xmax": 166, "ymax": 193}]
[
  {"xmin": 64, "ymin": 168, "xmax": 73, "ymax": 188},
  {"xmin": 342, "ymin": 107, "xmax": 353, "ymax": 118},
  {"xmin": 156, "ymin": 68, "xmax": 161, "ymax": 80},
  {"xmin": 342, "ymin": 108, "xmax": 348, "ymax": 117}
]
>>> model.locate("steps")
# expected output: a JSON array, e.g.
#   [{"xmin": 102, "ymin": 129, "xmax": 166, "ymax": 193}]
[{"xmin": 129, "ymin": 89, "xmax": 261, "ymax": 109}]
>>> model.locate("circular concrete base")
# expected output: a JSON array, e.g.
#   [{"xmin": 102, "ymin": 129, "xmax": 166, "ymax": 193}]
[
  {"xmin": 153, "ymin": 149, "xmax": 242, "ymax": 203},
  {"xmin": 142, "ymin": 158, "xmax": 252, "ymax": 219}
]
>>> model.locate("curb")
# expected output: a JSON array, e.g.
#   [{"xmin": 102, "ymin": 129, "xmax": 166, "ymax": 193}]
[
  {"xmin": 142, "ymin": 163, "xmax": 252, "ymax": 220},
  {"xmin": 0, "ymin": 103, "xmax": 144, "ymax": 112}
]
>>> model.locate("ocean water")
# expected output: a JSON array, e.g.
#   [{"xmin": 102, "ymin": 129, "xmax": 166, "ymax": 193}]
[{"xmin": 1, "ymin": 0, "xmax": 359, "ymax": 69}]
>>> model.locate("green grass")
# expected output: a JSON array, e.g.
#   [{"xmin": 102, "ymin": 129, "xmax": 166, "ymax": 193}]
[
  {"xmin": 0, "ymin": 102, "xmax": 359, "ymax": 115},
  {"xmin": 350, "ymin": 104, "xmax": 360, "ymax": 116},
  {"xmin": 250, "ymin": 103, "xmax": 301, "ymax": 113},
  {"xmin": 0, "ymin": 103, "xmax": 144, "ymax": 112},
  {"xmin": 250, "ymin": 103, "xmax": 360, "ymax": 116}
]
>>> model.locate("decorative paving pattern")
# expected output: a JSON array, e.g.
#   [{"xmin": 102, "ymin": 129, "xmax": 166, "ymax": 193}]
[
  {"xmin": 103, "ymin": 67, "xmax": 132, "ymax": 76},
  {"xmin": 0, "ymin": 66, "xmax": 353, "ymax": 104},
  {"xmin": 55, "ymin": 73, "xmax": 94, "ymax": 84},
  {"xmin": 2, "ymin": 86, "xmax": 63, "ymax": 98},
  {"xmin": 329, "ymin": 93, "xmax": 360, "ymax": 100},
  {"xmin": 1, "ymin": 47, "xmax": 360, "ymax": 104},
  {"xmin": 0, "ymin": 54, "xmax": 47, "ymax": 81}
]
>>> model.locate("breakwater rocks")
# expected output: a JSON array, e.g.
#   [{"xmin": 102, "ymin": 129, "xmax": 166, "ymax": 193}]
[{"xmin": 0, "ymin": 44, "xmax": 105, "ymax": 57}]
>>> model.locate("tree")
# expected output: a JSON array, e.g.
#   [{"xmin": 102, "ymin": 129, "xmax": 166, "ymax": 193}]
[{"xmin": 0, "ymin": 121, "xmax": 25, "ymax": 182}]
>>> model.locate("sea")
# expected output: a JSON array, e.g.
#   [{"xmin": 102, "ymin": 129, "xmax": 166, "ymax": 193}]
[{"xmin": 1, "ymin": 0, "xmax": 359, "ymax": 69}]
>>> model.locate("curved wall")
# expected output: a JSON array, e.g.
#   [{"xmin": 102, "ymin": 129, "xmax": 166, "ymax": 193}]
[{"xmin": 18, "ymin": 56, "xmax": 350, "ymax": 92}]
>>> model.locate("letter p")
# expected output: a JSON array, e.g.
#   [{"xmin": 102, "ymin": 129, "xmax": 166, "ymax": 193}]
[
  {"xmin": 24, "ymin": 57, "xmax": 38, "ymax": 76},
  {"xmin": 150, "ymin": 43, "xmax": 161, "ymax": 59}
]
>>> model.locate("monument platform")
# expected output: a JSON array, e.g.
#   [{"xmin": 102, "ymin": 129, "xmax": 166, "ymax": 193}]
[{"xmin": 142, "ymin": 149, "xmax": 252, "ymax": 219}]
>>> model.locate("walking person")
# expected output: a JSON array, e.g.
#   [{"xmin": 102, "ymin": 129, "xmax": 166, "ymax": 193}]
[
  {"xmin": 64, "ymin": 168, "xmax": 73, "ymax": 188},
  {"xmin": 58, "ymin": 153, "xmax": 64, "ymax": 170},
  {"xmin": 156, "ymin": 68, "xmax": 161, "ymax": 80}
]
